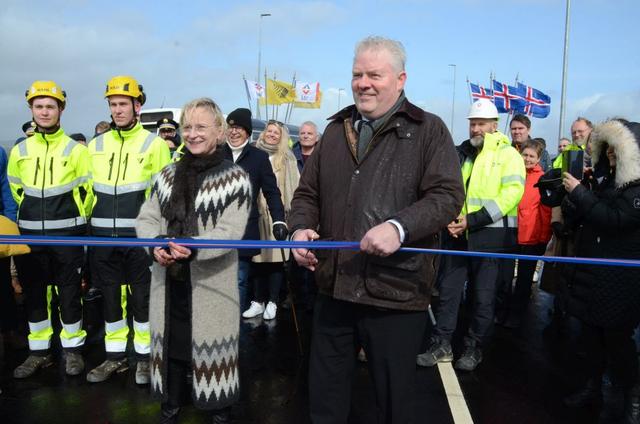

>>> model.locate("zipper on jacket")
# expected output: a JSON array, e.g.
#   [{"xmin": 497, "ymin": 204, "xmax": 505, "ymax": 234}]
[
  {"xmin": 49, "ymin": 157, "xmax": 54, "ymax": 185},
  {"xmin": 122, "ymin": 153, "xmax": 129, "ymax": 181},
  {"xmin": 108, "ymin": 153, "xmax": 115, "ymax": 180},
  {"xmin": 41, "ymin": 135, "xmax": 50, "ymax": 234},
  {"xmin": 33, "ymin": 157, "xmax": 40, "ymax": 185},
  {"xmin": 111, "ymin": 132, "xmax": 126, "ymax": 236}
]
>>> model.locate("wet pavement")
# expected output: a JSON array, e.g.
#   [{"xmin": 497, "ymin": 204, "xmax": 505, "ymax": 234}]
[{"xmin": 0, "ymin": 286, "xmax": 638, "ymax": 423}]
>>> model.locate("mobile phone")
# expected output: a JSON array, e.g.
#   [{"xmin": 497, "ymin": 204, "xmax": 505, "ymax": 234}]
[{"xmin": 563, "ymin": 150, "xmax": 584, "ymax": 180}]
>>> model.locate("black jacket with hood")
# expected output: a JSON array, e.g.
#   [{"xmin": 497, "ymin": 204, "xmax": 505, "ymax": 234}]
[{"xmin": 561, "ymin": 120, "xmax": 640, "ymax": 328}]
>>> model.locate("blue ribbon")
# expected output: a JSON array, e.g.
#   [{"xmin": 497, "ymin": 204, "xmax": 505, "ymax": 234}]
[{"xmin": 1, "ymin": 235, "xmax": 639, "ymax": 268}]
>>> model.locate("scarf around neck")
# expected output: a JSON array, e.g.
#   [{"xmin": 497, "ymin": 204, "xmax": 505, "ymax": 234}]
[
  {"xmin": 256, "ymin": 138, "xmax": 279, "ymax": 155},
  {"xmin": 164, "ymin": 147, "xmax": 225, "ymax": 237}
]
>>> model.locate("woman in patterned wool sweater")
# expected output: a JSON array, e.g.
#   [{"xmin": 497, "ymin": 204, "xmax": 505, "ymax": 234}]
[{"xmin": 136, "ymin": 97, "xmax": 251, "ymax": 423}]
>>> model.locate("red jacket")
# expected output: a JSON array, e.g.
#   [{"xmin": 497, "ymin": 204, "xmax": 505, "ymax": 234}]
[{"xmin": 518, "ymin": 164, "xmax": 552, "ymax": 245}]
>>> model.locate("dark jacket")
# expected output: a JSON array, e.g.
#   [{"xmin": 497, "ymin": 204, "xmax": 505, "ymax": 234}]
[
  {"xmin": 291, "ymin": 142, "xmax": 304, "ymax": 173},
  {"xmin": 562, "ymin": 120, "xmax": 640, "ymax": 328},
  {"xmin": 222, "ymin": 142, "xmax": 284, "ymax": 257},
  {"xmin": 288, "ymin": 99, "xmax": 464, "ymax": 311},
  {"xmin": 0, "ymin": 148, "xmax": 17, "ymax": 222}
]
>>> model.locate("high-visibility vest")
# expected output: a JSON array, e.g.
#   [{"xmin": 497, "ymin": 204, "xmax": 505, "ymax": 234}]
[
  {"xmin": 461, "ymin": 131, "xmax": 525, "ymax": 237},
  {"xmin": 7, "ymin": 128, "xmax": 93, "ymax": 235},
  {"xmin": 171, "ymin": 143, "xmax": 185, "ymax": 162},
  {"xmin": 552, "ymin": 143, "xmax": 584, "ymax": 169},
  {"xmin": 88, "ymin": 122, "xmax": 170, "ymax": 237}
]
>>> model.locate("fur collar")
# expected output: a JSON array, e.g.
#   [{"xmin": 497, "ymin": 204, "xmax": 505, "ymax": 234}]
[{"xmin": 591, "ymin": 120, "xmax": 640, "ymax": 188}]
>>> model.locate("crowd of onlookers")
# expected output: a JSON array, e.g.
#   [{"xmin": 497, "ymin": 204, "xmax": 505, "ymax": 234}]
[
  {"xmin": 416, "ymin": 104, "xmax": 640, "ymax": 423},
  {"xmin": 1, "ymin": 36, "xmax": 638, "ymax": 423}
]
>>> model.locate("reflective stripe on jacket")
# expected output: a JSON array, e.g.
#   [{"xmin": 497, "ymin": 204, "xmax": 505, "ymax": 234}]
[
  {"xmin": 7, "ymin": 128, "xmax": 93, "ymax": 235},
  {"xmin": 460, "ymin": 131, "xmax": 525, "ymax": 252},
  {"xmin": 88, "ymin": 122, "xmax": 170, "ymax": 237}
]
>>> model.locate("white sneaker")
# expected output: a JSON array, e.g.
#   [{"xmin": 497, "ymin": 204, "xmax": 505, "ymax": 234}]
[
  {"xmin": 242, "ymin": 301, "xmax": 265, "ymax": 318},
  {"xmin": 263, "ymin": 301, "xmax": 277, "ymax": 320}
]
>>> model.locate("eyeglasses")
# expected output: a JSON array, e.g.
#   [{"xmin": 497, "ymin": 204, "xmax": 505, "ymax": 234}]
[
  {"xmin": 227, "ymin": 125, "xmax": 245, "ymax": 133},
  {"xmin": 181, "ymin": 124, "xmax": 213, "ymax": 135},
  {"xmin": 267, "ymin": 119, "xmax": 285, "ymax": 128}
]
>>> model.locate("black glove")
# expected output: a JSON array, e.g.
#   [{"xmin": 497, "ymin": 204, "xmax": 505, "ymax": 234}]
[{"xmin": 272, "ymin": 222, "xmax": 289, "ymax": 241}]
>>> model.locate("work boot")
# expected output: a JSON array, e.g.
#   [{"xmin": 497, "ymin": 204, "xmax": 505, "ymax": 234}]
[
  {"xmin": 64, "ymin": 351, "xmax": 85, "ymax": 376},
  {"xmin": 563, "ymin": 379, "xmax": 603, "ymax": 408},
  {"xmin": 160, "ymin": 403, "xmax": 180, "ymax": 424},
  {"xmin": 86, "ymin": 358, "xmax": 128, "ymax": 383},
  {"xmin": 624, "ymin": 385, "xmax": 640, "ymax": 424},
  {"xmin": 13, "ymin": 354, "xmax": 53, "ymax": 378},
  {"xmin": 454, "ymin": 343, "xmax": 483, "ymax": 371},
  {"xmin": 417, "ymin": 336, "xmax": 453, "ymax": 367},
  {"xmin": 135, "ymin": 360, "xmax": 150, "ymax": 385},
  {"xmin": 211, "ymin": 406, "xmax": 231, "ymax": 424}
]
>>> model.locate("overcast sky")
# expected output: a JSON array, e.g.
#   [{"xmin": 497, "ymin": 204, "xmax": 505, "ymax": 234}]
[{"xmin": 1, "ymin": 0, "xmax": 639, "ymax": 151}]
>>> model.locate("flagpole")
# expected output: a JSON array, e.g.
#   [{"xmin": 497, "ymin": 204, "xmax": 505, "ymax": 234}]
[
  {"xmin": 466, "ymin": 77, "xmax": 472, "ymax": 104},
  {"xmin": 285, "ymin": 72, "xmax": 296, "ymax": 124},
  {"xmin": 256, "ymin": 13, "xmax": 271, "ymax": 119},
  {"xmin": 264, "ymin": 69, "xmax": 269, "ymax": 120},
  {"xmin": 272, "ymin": 72, "xmax": 277, "ymax": 120},
  {"xmin": 448, "ymin": 64, "xmax": 456, "ymax": 141},
  {"xmin": 558, "ymin": 0, "xmax": 571, "ymax": 141},
  {"xmin": 242, "ymin": 75, "xmax": 252, "ymax": 110}
]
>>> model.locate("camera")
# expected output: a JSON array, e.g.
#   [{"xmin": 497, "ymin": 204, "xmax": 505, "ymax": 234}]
[{"xmin": 562, "ymin": 149, "xmax": 584, "ymax": 180}]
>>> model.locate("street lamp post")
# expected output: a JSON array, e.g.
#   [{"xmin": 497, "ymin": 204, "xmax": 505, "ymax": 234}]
[
  {"xmin": 448, "ymin": 64, "xmax": 457, "ymax": 140},
  {"xmin": 256, "ymin": 13, "xmax": 271, "ymax": 119},
  {"xmin": 558, "ymin": 0, "xmax": 571, "ymax": 142},
  {"xmin": 337, "ymin": 88, "xmax": 345, "ymax": 110}
]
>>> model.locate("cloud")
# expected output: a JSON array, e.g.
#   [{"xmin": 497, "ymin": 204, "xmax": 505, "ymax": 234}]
[{"xmin": 0, "ymin": 1, "xmax": 346, "ymax": 146}]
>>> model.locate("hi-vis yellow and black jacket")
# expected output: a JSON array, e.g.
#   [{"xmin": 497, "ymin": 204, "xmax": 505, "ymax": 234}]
[
  {"xmin": 458, "ymin": 131, "xmax": 525, "ymax": 252},
  {"xmin": 7, "ymin": 128, "xmax": 93, "ymax": 236},
  {"xmin": 88, "ymin": 122, "xmax": 170, "ymax": 237}
]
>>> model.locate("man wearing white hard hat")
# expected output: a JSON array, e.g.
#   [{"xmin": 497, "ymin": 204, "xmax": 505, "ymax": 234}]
[{"xmin": 417, "ymin": 99, "xmax": 525, "ymax": 371}]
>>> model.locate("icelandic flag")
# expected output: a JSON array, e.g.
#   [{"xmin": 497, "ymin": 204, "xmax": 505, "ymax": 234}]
[
  {"xmin": 492, "ymin": 80, "xmax": 526, "ymax": 114},
  {"xmin": 517, "ymin": 82, "xmax": 551, "ymax": 118},
  {"xmin": 469, "ymin": 82, "xmax": 493, "ymax": 101}
]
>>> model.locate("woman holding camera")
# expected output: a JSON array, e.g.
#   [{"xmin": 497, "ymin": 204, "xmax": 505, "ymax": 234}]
[{"xmin": 561, "ymin": 119, "xmax": 640, "ymax": 423}]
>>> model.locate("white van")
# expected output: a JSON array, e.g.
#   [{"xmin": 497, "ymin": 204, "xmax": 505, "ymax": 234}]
[{"xmin": 139, "ymin": 108, "xmax": 182, "ymax": 134}]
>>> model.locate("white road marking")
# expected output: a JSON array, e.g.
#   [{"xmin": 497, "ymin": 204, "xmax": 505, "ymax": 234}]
[{"xmin": 437, "ymin": 362, "xmax": 474, "ymax": 424}]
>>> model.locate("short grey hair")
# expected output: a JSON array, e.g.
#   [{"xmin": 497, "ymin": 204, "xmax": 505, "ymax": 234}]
[
  {"xmin": 354, "ymin": 36, "xmax": 406, "ymax": 72},
  {"xmin": 300, "ymin": 121, "xmax": 318, "ymax": 131}
]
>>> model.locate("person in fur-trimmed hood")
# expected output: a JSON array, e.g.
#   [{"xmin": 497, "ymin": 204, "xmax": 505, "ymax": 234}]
[
  {"xmin": 136, "ymin": 98, "xmax": 251, "ymax": 424},
  {"xmin": 560, "ymin": 119, "xmax": 640, "ymax": 422}
]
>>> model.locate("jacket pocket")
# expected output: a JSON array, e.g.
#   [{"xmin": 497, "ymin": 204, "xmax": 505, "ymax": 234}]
[{"xmin": 364, "ymin": 252, "xmax": 424, "ymax": 302}]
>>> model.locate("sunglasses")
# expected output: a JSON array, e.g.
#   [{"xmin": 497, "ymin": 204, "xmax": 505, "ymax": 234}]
[{"xmin": 267, "ymin": 119, "xmax": 285, "ymax": 128}]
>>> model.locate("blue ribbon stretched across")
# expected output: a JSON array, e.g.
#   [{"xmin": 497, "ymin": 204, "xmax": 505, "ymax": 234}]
[{"xmin": 0, "ymin": 235, "xmax": 639, "ymax": 268}]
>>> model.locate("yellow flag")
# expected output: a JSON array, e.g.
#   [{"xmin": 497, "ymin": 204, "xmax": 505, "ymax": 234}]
[
  {"xmin": 259, "ymin": 79, "xmax": 296, "ymax": 105},
  {"xmin": 294, "ymin": 89, "xmax": 322, "ymax": 109}
]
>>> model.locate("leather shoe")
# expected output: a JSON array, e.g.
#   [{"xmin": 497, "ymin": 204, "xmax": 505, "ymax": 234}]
[
  {"xmin": 563, "ymin": 380, "xmax": 602, "ymax": 408},
  {"xmin": 211, "ymin": 406, "xmax": 231, "ymax": 424},
  {"xmin": 160, "ymin": 403, "xmax": 180, "ymax": 424}
]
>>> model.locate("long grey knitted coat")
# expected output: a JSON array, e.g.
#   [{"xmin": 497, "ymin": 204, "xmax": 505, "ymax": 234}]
[{"xmin": 135, "ymin": 159, "xmax": 251, "ymax": 410}]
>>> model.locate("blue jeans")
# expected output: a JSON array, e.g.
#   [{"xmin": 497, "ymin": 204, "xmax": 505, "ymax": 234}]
[{"xmin": 238, "ymin": 258, "xmax": 251, "ymax": 311}]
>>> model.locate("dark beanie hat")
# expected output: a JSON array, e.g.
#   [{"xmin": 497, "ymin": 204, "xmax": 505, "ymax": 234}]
[{"xmin": 226, "ymin": 108, "xmax": 252, "ymax": 135}]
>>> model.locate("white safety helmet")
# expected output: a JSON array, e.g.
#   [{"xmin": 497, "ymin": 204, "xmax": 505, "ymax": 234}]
[{"xmin": 467, "ymin": 99, "xmax": 499, "ymax": 119}]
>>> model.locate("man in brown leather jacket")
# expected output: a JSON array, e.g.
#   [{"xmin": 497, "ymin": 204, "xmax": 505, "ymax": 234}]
[{"xmin": 289, "ymin": 36, "xmax": 464, "ymax": 424}]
